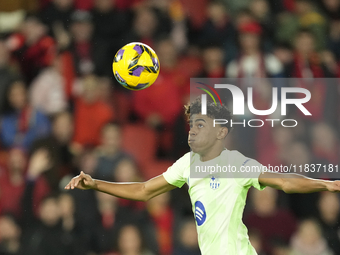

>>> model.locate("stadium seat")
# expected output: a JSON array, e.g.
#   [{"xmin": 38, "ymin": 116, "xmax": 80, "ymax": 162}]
[
  {"xmin": 121, "ymin": 124, "xmax": 157, "ymax": 170},
  {"xmin": 114, "ymin": 91, "xmax": 132, "ymax": 124},
  {"xmin": 0, "ymin": 150, "xmax": 8, "ymax": 167}
]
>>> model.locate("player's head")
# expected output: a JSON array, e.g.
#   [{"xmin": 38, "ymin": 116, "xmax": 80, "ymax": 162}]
[{"xmin": 185, "ymin": 97, "xmax": 232, "ymax": 155}]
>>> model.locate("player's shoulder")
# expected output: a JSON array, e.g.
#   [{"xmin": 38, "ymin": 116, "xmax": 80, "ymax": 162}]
[
  {"xmin": 173, "ymin": 151, "xmax": 191, "ymax": 166},
  {"xmin": 221, "ymin": 149, "xmax": 247, "ymax": 159},
  {"xmin": 222, "ymin": 149, "xmax": 256, "ymax": 166}
]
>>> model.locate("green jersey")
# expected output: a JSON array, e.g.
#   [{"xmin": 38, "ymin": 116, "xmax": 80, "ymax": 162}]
[{"xmin": 163, "ymin": 149, "xmax": 266, "ymax": 255}]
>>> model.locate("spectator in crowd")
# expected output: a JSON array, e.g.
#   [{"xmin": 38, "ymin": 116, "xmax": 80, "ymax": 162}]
[
  {"xmin": 58, "ymin": 193, "xmax": 75, "ymax": 232},
  {"xmin": 145, "ymin": 192, "xmax": 174, "ymax": 255},
  {"xmin": 68, "ymin": 148, "xmax": 102, "ymax": 254},
  {"xmin": 94, "ymin": 191, "xmax": 143, "ymax": 254},
  {"xmin": 328, "ymin": 18, "xmax": 340, "ymax": 61},
  {"xmin": 0, "ymin": 213, "xmax": 23, "ymax": 255},
  {"xmin": 128, "ymin": 7, "xmax": 160, "ymax": 49},
  {"xmin": 58, "ymin": 192, "xmax": 86, "ymax": 255},
  {"xmin": 273, "ymin": 43, "xmax": 294, "ymax": 77},
  {"xmin": 154, "ymin": 38, "xmax": 191, "ymax": 96},
  {"xmin": 40, "ymin": 0, "xmax": 75, "ymax": 35},
  {"xmin": 257, "ymin": 126, "xmax": 294, "ymax": 168},
  {"xmin": 276, "ymin": 0, "xmax": 327, "ymax": 50},
  {"xmin": 220, "ymin": 0, "xmax": 251, "ymax": 14},
  {"xmin": 290, "ymin": 219, "xmax": 334, "ymax": 255},
  {"xmin": 29, "ymin": 55, "xmax": 68, "ymax": 115},
  {"xmin": 0, "ymin": 148, "xmax": 27, "ymax": 218},
  {"xmin": 311, "ymin": 123, "xmax": 339, "ymax": 166},
  {"xmin": 114, "ymin": 159, "xmax": 145, "ymax": 213},
  {"xmin": 49, "ymin": 111, "xmax": 75, "ymax": 174},
  {"xmin": 226, "ymin": 21, "xmax": 283, "ymax": 78},
  {"xmin": 0, "ymin": 80, "xmax": 50, "ymax": 150},
  {"xmin": 248, "ymin": 230, "xmax": 265, "ymax": 255},
  {"xmin": 29, "ymin": 111, "xmax": 75, "ymax": 190},
  {"xmin": 196, "ymin": 1, "xmax": 236, "ymax": 57},
  {"xmin": 69, "ymin": 10, "xmax": 98, "ymax": 76},
  {"xmin": 147, "ymin": 0, "xmax": 187, "ymax": 51},
  {"xmin": 0, "ymin": 41, "xmax": 18, "ymax": 115},
  {"xmin": 112, "ymin": 224, "xmax": 155, "ymax": 255},
  {"xmin": 97, "ymin": 76, "xmax": 115, "ymax": 105},
  {"xmin": 95, "ymin": 192, "xmax": 121, "ymax": 253},
  {"xmin": 91, "ymin": 0, "xmax": 130, "ymax": 76},
  {"xmin": 290, "ymin": 29, "xmax": 336, "ymax": 78},
  {"xmin": 114, "ymin": 159, "xmax": 142, "ymax": 183},
  {"xmin": 72, "ymin": 75, "xmax": 114, "ymax": 148},
  {"xmin": 199, "ymin": 45, "xmax": 226, "ymax": 78},
  {"xmin": 20, "ymin": 149, "xmax": 70, "ymax": 255},
  {"xmin": 173, "ymin": 219, "xmax": 201, "ymax": 255},
  {"xmin": 234, "ymin": 8, "xmax": 255, "ymax": 28},
  {"xmin": 289, "ymin": 30, "xmax": 338, "ymax": 122},
  {"xmin": 317, "ymin": 192, "xmax": 340, "ymax": 254},
  {"xmin": 6, "ymin": 15, "xmax": 56, "ymax": 84},
  {"xmin": 321, "ymin": 0, "xmax": 340, "ymax": 64},
  {"xmin": 319, "ymin": 0, "xmax": 340, "ymax": 20},
  {"xmin": 249, "ymin": 0, "xmax": 275, "ymax": 51},
  {"xmin": 21, "ymin": 194, "xmax": 69, "ymax": 255},
  {"xmin": 283, "ymin": 141, "xmax": 325, "ymax": 220},
  {"xmin": 95, "ymin": 122, "xmax": 132, "ymax": 182},
  {"xmin": 271, "ymin": 239, "xmax": 292, "ymax": 255},
  {"xmin": 0, "ymin": 1, "xmax": 29, "ymax": 34},
  {"xmin": 245, "ymin": 187, "xmax": 297, "ymax": 254}
]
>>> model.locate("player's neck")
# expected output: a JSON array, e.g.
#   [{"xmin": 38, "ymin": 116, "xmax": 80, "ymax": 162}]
[{"xmin": 199, "ymin": 147, "xmax": 225, "ymax": 162}]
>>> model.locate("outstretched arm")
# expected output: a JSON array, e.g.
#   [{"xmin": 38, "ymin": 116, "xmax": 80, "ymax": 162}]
[
  {"xmin": 259, "ymin": 171, "xmax": 340, "ymax": 193},
  {"xmin": 65, "ymin": 172, "xmax": 176, "ymax": 201}
]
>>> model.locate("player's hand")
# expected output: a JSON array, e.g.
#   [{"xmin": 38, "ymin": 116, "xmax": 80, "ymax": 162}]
[
  {"xmin": 64, "ymin": 171, "xmax": 97, "ymax": 190},
  {"xmin": 326, "ymin": 180, "xmax": 340, "ymax": 193},
  {"xmin": 27, "ymin": 149, "xmax": 52, "ymax": 179}
]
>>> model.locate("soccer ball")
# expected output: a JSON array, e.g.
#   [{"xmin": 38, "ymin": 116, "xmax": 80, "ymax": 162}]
[{"xmin": 112, "ymin": 42, "xmax": 160, "ymax": 91}]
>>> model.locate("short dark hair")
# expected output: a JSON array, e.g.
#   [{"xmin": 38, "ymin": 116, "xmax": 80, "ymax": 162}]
[
  {"xmin": 184, "ymin": 96, "xmax": 233, "ymax": 132},
  {"xmin": 296, "ymin": 28, "xmax": 315, "ymax": 38}
]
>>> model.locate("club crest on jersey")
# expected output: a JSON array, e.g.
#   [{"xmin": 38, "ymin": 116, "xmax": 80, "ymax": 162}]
[
  {"xmin": 210, "ymin": 175, "xmax": 220, "ymax": 190},
  {"xmin": 195, "ymin": 201, "xmax": 206, "ymax": 226}
]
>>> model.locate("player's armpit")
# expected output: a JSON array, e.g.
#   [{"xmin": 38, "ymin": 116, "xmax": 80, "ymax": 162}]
[{"xmin": 143, "ymin": 175, "xmax": 178, "ymax": 201}]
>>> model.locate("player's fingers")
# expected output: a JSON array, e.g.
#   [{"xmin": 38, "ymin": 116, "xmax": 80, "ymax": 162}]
[
  {"xmin": 80, "ymin": 171, "xmax": 88, "ymax": 179},
  {"xmin": 74, "ymin": 176, "xmax": 82, "ymax": 188},
  {"xmin": 81, "ymin": 171, "xmax": 92, "ymax": 182},
  {"xmin": 71, "ymin": 177, "xmax": 78, "ymax": 189},
  {"xmin": 64, "ymin": 182, "xmax": 71, "ymax": 189}
]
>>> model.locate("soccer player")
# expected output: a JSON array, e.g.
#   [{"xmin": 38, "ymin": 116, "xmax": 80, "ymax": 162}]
[{"xmin": 65, "ymin": 97, "xmax": 340, "ymax": 255}]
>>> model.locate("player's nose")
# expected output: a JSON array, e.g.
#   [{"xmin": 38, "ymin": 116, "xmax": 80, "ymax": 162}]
[{"xmin": 189, "ymin": 128, "xmax": 196, "ymax": 137}]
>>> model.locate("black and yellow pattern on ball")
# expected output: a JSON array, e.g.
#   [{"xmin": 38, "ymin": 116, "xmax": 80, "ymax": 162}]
[{"xmin": 128, "ymin": 44, "xmax": 158, "ymax": 76}]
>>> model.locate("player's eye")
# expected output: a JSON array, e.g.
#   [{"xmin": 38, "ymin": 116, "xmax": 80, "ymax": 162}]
[{"xmin": 198, "ymin": 124, "xmax": 203, "ymax": 128}]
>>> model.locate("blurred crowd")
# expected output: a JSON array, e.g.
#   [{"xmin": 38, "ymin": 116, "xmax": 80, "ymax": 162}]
[{"xmin": 0, "ymin": 0, "xmax": 340, "ymax": 254}]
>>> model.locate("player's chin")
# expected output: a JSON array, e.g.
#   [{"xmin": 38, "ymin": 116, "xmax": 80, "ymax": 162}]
[{"xmin": 188, "ymin": 143, "xmax": 199, "ymax": 153}]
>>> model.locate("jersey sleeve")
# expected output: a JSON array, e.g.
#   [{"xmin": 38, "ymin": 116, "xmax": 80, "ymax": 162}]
[
  {"xmin": 162, "ymin": 153, "xmax": 190, "ymax": 188},
  {"xmin": 233, "ymin": 156, "xmax": 266, "ymax": 191}
]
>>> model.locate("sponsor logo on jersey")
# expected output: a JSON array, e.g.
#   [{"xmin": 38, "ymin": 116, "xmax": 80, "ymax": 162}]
[
  {"xmin": 210, "ymin": 176, "xmax": 220, "ymax": 190},
  {"xmin": 242, "ymin": 158, "xmax": 251, "ymax": 166},
  {"xmin": 195, "ymin": 201, "xmax": 206, "ymax": 226}
]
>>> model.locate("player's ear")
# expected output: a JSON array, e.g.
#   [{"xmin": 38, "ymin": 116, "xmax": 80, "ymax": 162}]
[{"xmin": 217, "ymin": 126, "xmax": 228, "ymax": 140}]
